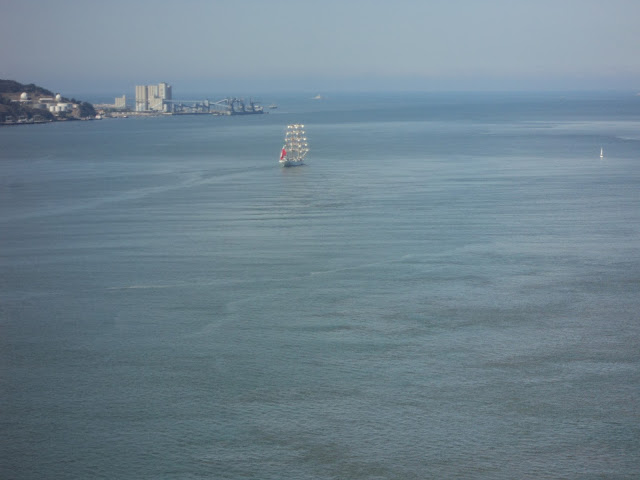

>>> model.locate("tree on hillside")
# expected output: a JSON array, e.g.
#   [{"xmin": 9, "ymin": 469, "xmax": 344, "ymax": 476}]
[{"xmin": 77, "ymin": 102, "xmax": 96, "ymax": 118}]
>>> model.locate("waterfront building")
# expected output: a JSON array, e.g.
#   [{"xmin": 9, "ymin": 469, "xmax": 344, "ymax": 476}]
[
  {"xmin": 135, "ymin": 82, "xmax": 172, "ymax": 112},
  {"xmin": 48, "ymin": 103, "xmax": 72, "ymax": 113},
  {"xmin": 135, "ymin": 85, "xmax": 148, "ymax": 111},
  {"xmin": 115, "ymin": 95, "xmax": 126, "ymax": 109},
  {"xmin": 159, "ymin": 82, "xmax": 171, "ymax": 102}
]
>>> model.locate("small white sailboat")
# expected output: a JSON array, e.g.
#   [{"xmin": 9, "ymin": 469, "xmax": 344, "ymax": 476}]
[
  {"xmin": 600, "ymin": 147, "xmax": 604, "ymax": 158},
  {"xmin": 279, "ymin": 124, "xmax": 308, "ymax": 167}
]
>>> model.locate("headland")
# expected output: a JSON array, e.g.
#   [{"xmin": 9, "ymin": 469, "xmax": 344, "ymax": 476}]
[{"xmin": 0, "ymin": 79, "xmax": 96, "ymax": 125}]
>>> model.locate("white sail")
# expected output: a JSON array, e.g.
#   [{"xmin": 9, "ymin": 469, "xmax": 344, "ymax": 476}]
[
  {"xmin": 279, "ymin": 124, "xmax": 308, "ymax": 166},
  {"xmin": 600, "ymin": 147, "xmax": 604, "ymax": 158}
]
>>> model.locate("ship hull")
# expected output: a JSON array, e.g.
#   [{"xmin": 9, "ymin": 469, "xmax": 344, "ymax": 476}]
[{"xmin": 279, "ymin": 159, "xmax": 304, "ymax": 167}]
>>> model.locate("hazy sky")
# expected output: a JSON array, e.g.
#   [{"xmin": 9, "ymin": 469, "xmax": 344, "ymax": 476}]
[{"xmin": 1, "ymin": 0, "xmax": 639, "ymax": 94}]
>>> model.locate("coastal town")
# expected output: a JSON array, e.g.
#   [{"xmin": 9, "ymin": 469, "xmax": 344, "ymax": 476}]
[
  {"xmin": 94, "ymin": 81, "xmax": 270, "ymax": 117},
  {"xmin": 1, "ymin": 79, "xmax": 272, "ymax": 126}
]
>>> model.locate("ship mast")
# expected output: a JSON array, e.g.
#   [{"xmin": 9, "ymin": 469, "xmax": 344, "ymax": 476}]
[{"xmin": 284, "ymin": 124, "xmax": 308, "ymax": 162}]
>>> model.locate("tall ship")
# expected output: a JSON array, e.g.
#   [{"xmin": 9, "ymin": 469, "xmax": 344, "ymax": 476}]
[{"xmin": 279, "ymin": 124, "xmax": 309, "ymax": 167}]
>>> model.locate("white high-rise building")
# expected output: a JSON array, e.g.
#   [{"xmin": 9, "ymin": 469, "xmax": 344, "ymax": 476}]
[
  {"xmin": 135, "ymin": 85, "xmax": 148, "ymax": 112},
  {"xmin": 135, "ymin": 83, "xmax": 172, "ymax": 112},
  {"xmin": 115, "ymin": 95, "xmax": 126, "ymax": 109},
  {"xmin": 159, "ymin": 82, "xmax": 171, "ymax": 102}
]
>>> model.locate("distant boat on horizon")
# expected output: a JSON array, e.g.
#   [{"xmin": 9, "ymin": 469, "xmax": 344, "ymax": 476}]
[{"xmin": 600, "ymin": 147, "xmax": 604, "ymax": 158}]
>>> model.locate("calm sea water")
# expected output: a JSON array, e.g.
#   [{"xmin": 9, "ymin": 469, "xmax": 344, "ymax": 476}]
[{"xmin": 1, "ymin": 92, "xmax": 639, "ymax": 479}]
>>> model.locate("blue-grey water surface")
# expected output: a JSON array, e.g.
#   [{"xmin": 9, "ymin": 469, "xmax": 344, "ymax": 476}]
[{"xmin": 1, "ymin": 92, "xmax": 639, "ymax": 479}]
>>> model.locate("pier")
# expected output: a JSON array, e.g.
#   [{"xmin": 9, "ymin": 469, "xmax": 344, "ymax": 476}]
[{"xmin": 164, "ymin": 97, "xmax": 264, "ymax": 115}]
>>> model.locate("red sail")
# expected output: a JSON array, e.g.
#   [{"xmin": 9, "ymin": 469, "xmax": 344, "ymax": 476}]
[{"xmin": 280, "ymin": 148, "xmax": 287, "ymax": 160}]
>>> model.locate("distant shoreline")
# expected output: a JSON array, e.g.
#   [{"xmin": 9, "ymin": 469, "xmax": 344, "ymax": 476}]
[{"xmin": 0, "ymin": 116, "xmax": 102, "ymax": 127}]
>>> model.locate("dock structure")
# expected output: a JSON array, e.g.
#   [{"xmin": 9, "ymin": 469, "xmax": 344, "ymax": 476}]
[{"xmin": 163, "ymin": 97, "xmax": 264, "ymax": 115}]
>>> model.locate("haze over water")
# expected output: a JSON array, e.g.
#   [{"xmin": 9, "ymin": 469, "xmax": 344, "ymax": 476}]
[{"xmin": 1, "ymin": 92, "xmax": 639, "ymax": 479}]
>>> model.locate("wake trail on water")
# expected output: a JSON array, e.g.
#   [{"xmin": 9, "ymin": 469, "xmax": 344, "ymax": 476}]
[{"xmin": 0, "ymin": 165, "xmax": 272, "ymax": 223}]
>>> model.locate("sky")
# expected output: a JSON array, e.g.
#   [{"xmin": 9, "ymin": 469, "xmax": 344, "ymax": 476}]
[{"xmin": 1, "ymin": 0, "xmax": 639, "ymax": 95}]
